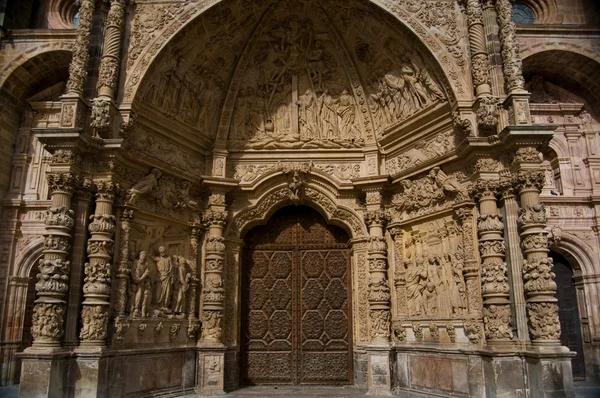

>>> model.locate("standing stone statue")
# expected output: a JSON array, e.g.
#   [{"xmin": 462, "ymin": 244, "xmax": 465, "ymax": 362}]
[
  {"xmin": 155, "ymin": 246, "xmax": 174, "ymax": 313},
  {"xmin": 174, "ymin": 256, "xmax": 191, "ymax": 315},
  {"xmin": 131, "ymin": 251, "xmax": 152, "ymax": 318}
]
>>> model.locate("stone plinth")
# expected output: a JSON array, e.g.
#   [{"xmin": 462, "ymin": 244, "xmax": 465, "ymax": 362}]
[
  {"xmin": 196, "ymin": 348, "xmax": 227, "ymax": 396},
  {"xmin": 366, "ymin": 346, "xmax": 392, "ymax": 396},
  {"xmin": 19, "ymin": 350, "xmax": 69, "ymax": 398}
]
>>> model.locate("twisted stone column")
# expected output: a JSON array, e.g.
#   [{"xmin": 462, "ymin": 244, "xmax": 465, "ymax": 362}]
[
  {"xmin": 389, "ymin": 227, "xmax": 407, "ymax": 318},
  {"xmin": 79, "ymin": 181, "xmax": 117, "ymax": 347},
  {"xmin": 472, "ymin": 180, "xmax": 514, "ymax": 343},
  {"xmin": 199, "ymin": 209, "xmax": 227, "ymax": 346},
  {"xmin": 65, "ymin": 0, "xmax": 96, "ymax": 95},
  {"xmin": 514, "ymin": 163, "xmax": 561, "ymax": 347},
  {"xmin": 465, "ymin": 0, "xmax": 499, "ymax": 134},
  {"xmin": 97, "ymin": 0, "xmax": 126, "ymax": 98},
  {"xmin": 30, "ymin": 172, "xmax": 78, "ymax": 349},
  {"xmin": 454, "ymin": 202, "xmax": 482, "ymax": 315},
  {"xmin": 364, "ymin": 210, "xmax": 391, "ymax": 345},
  {"xmin": 463, "ymin": 0, "xmax": 492, "ymax": 97},
  {"xmin": 114, "ymin": 208, "xmax": 134, "ymax": 316},
  {"xmin": 495, "ymin": 0, "xmax": 525, "ymax": 94},
  {"xmin": 91, "ymin": 0, "xmax": 128, "ymax": 135}
]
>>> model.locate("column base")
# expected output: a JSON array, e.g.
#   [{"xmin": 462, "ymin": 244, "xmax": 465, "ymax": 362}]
[
  {"xmin": 196, "ymin": 348, "xmax": 227, "ymax": 396},
  {"xmin": 526, "ymin": 351, "xmax": 575, "ymax": 398},
  {"xmin": 366, "ymin": 346, "xmax": 392, "ymax": 396},
  {"xmin": 18, "ymin": 349, "xmax": 70, "ymax": 398}
]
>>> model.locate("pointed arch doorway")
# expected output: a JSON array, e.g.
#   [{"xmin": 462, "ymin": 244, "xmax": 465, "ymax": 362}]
[{"xmin": 240, "ymin": 205, "xmax": 353, "ymax": 386}]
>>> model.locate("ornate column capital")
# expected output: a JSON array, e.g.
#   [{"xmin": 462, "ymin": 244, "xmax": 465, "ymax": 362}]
[
  {"xmin": 513, "ymin": 170, "xmax": 545, "ymax": 195},
  {"xmin": 47, "ymin": 172, "xmax": 80, "ymax": 194},
  {"xmin": 470, "ymin": 179, "xmax": 500, "ymax": 201},
  {"xmin": 202, "ymin": 210, "xmax": 228, "ymax": 228},
  {"xmin": 364, "ymin": 210, "xmax": 390, "ymax": 228}
]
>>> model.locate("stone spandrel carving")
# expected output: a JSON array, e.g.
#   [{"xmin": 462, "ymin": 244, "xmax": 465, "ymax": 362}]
[
  {"xmin": 227, "ymin": 15, "xmax": 366, "ymax": 150},
  {"xmin": 367, "ymin": 55, "xmax": 445, "ymax": 134},
  {"xmin": 125, "ymin": 168, "xmax": 199, "ymax": 221},
  {"xmin": 385, "ymin": 130, "xmax": 456, "ymax": 175},
  {"xmin": 131, "ymin": 132, "xmax": 205, "ymax": 175}
]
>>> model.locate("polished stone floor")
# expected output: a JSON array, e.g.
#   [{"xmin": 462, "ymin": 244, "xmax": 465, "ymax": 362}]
[{"xmin": 1, "ymin": 382, "xmax": 599, "ymax": 397}]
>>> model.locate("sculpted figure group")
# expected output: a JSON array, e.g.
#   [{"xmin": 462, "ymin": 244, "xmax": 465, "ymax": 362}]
[
  {"xmin": 404, "ymin": 235, "xmax": 467, "ymax": 318},
  {"xmin": 128, "ymin": 246, "xmax": 195, "ymax": 318}
]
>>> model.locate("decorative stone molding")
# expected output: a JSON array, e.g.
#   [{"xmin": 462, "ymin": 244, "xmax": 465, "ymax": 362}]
[
  {"xmin": 114, "ymin": 208, "xmax": 134, "ymax": 316},
  {"xmin": 454, "ymin": 202, "xmax": 482, "ymax": 315}
]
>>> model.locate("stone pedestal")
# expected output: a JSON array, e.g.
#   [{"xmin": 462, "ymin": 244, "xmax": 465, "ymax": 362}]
[
  {"xmin": 483, "ymin": 355, "xmax": 527, "ymax": 397},
  {"xmin": 196, "ymin": 348, "xmax": 226, "ymax": 396},
  {"xmin": 527, "ymin": 353, "xmax": 575, "ymax": 398},
  {"xmin": 366, "ymin": 346, "xmax": 392, "ymax": 396},
  {"xmin": 70, "ymin": 351, "xmax": 109, "ymax": 398},
  {"xmin": 19, "ymin": 351, "xmax": 69, "ymax": 398}
]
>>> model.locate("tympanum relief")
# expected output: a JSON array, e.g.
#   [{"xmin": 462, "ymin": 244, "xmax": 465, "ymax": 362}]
[{"xmin": 227, "ymin": 14, "xmax": 366, "ymax": 150}]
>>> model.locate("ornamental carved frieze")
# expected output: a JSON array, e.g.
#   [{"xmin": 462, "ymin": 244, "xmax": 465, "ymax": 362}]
[
  {"xmin": 523, "ymin": 257, "xmax": 556, "ymax": 294},
  {"xmin": 512, "ymin": 147, "xmax": 541, "ymax": 164},
  {"xmin": 45, "ymin": 207, "xmax": 75, "ymax": 229},
  {"xmin": 125, "ymin": 168, "xmax": 199, "ymax": 221},
  {"xmin": 392, "ymin": 167, "xmax": 466, "ymax": 219},
  {"xmin": 88, "ymin": 214, "xmax": 116, "ymax": 234},
  {"xmin": 527, "ymin": 302, "xmax": 561, "ymax": 341},
  {"xmin": 518, "ymin": 204, "xmax": 547, "ymax": 226},
  {"xmin": 79, "ymin": 305, "xmax": 109, "ymax": 341},
  {"xmin": 201, "ymin": 310, "xmax": 223, "ymax": 340},
  {"xmin": 36, "ymin": 259, "xmax": 70, "ymax": 293},
  {"xmin": 483, "ymin": 304, "xmax": 514, "ymax": 340},
  {"xmin": 31, "ymin": 303, "xmax": 65, "ymax": 341}
]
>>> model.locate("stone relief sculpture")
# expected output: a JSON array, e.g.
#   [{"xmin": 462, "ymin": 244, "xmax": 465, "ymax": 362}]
[
  {"xmin": 126, "ymin": 246, "xmax": 194, "ymax": 319},
  {"xmin": 368, "ymin": 56, "xmax": 445, "ymax": 133},
  {"xmin": 227, "ymin": 15, "xmax": 366, "ymax": 150},
  {"xmin": 386, "ymin": 130, "xmax": 456, "ymax": 175}
]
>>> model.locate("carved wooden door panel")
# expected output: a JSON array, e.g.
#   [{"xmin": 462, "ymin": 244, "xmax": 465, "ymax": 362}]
[{"xmin": 241, "ymin": 206, "xmax": 352, "ymax": 385}]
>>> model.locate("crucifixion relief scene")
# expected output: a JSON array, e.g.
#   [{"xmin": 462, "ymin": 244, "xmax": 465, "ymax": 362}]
[{"xmin": 0, "ymin": 0, "xmax": 599, "ymax": 396}]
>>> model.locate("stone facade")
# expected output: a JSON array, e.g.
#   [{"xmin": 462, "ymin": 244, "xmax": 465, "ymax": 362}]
[{"xmin": 0, "ymin": 0, "xmax": 599, "ymax": 396}]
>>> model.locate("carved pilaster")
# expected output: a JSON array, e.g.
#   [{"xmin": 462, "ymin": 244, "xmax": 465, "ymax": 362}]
[
  {"xmin": 114, "ymin": 208, "xmax": 134, "ymax": 316},
  {"xmin": 389, "ymin": 227, "xmax": 407, "ymax": 318},
  {"xmin": 495, "ymin": 0, "xmax": 525, "ymax": 94},
  {"xmin": 364, "ymin": 210, "xmax": 391, "ymax": 345},
  {"xmin": 514, "ymin": 166, "xmax": 561, "ymax": 347},
  {"xmin": 454, "ymin": 202, "xmax": 482, "ymax": 315},
  {"xmin": 30, "ymin": 172, "xmax": 79, "ymax": 349},
  {"xmin": 79, "ymin": 181, "xmax": 117, "ymax": 347},
  {"xmin": 188, "ymin": 224, "xmax": 202, "ymax": 321},
  {"xmin": 472, "ymin": 180, "xmax": 513, "ymax": 343},
  {"xmin": 65, "ymin": 0, "xmax": 96, "ymax": 95},
  {"xmin": 199, "ymin": 207, "xmax": 227, "ymax": 346}
]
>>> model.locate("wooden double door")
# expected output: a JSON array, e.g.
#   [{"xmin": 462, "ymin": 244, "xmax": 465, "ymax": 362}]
[{"xmin": 241, "ymin": 206, "xmax": 352, "ymax": 385}]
